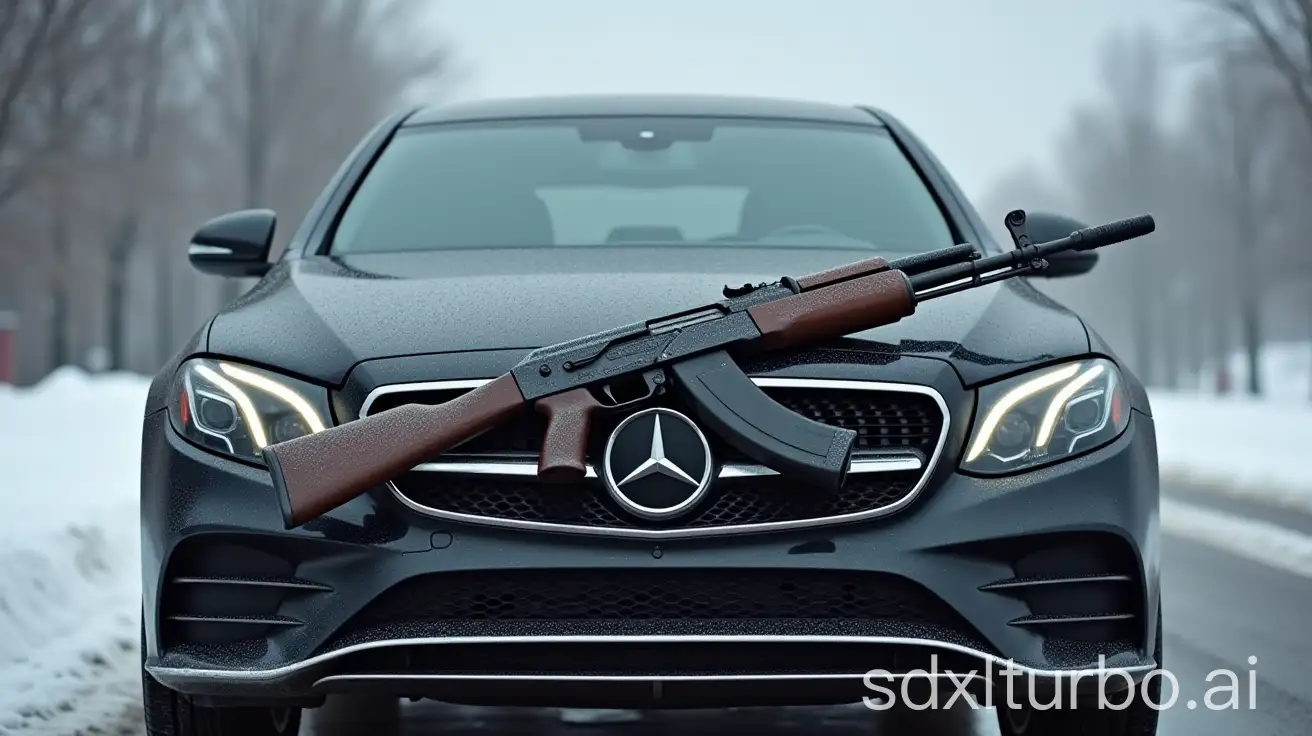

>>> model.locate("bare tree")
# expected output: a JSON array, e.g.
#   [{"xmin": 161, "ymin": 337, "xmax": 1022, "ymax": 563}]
[
  {"xmin": 1185, "ymin": 55, "xmax": 1281, "ymax": 394},
  {"xmin": 193, "ymin": 0, "xmax": 448, "ymax": 304},
  {"xmin": 1191, "ymin": 0, "xmax": 1312, "ymax": 397},
  {"xmin": 4, "ymin": 1, "xmax": 138, "ymax": 368},
  {"xmin": 0, "ymin": 1, "xmax": 63, "ymax": 216},
  {"xmin": 1044, "ymin": 29, "xmax": 1172, "ymax": 386},
  {"xmin": 979, "ymin": 25, "xmax": 1302, "ymax": 394},
  {"xmin": 0, "ymin": 0, "xmax": 456, "ymax": 383},
  {"xmin": 100, "ymin": 0, "xmax": 195, "ymax": 371},
  {"xmin": 1192, "ymin": 0, "xmax": 1312, "ymax": 141}
]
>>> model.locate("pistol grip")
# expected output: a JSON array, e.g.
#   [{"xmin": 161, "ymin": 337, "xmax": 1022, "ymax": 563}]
[{"xmin": 535, "ymin": 388, "xmax": 604, "ymax": 482}]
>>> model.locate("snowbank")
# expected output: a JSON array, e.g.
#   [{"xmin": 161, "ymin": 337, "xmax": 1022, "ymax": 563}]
[
  {"xmin": 1151, "ymin": 389, "xmax": 1312, "ymax": 512},
  {"xmin": 1155, "ymin": 341, "xmax": 1312, "ymax": 508},
  {"xmin": 0, "ymin": 367, "xmax": 148, "ymax": 733}
]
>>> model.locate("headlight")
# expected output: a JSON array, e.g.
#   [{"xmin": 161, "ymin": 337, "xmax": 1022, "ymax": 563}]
[
  {"xmin": 168, "ymin": 358, "xmax": 332, "ymax": 465},
  {"xmin": 961, "ymin": 358, "xmax": 1130, "ymax": 475}
]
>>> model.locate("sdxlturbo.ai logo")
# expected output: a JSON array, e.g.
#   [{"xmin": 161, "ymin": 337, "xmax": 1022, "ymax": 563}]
[{"xmin": 862, "ymin": 655, "xmax": 1259, "ymax": 712}]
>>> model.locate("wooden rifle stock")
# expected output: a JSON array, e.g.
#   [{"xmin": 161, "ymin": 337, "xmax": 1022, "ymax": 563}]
[
  {"xmin": 794, "ymin": 256, "xmax": 890, "ymax": 291},
  {"xmin": 264, "ymin": 373, "xmax": 525, "ymax": 528},
  {"xmin": 747, "ymin": 269, "xmax": 916, "ymax": 350}
]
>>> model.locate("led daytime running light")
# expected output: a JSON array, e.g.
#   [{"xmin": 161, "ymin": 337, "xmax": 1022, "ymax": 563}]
[
  {"xmin": 964, "ymin": 363, "xmax": 1081, "ymax": 462},
  {"xmin": 219, "ymin": 362, "xmax": 327, "ymax": 434},
  {"xmin": 193, "ymin": 363, "xmax": 269, "ymax": 449},
  {"xmin": 1034, "ymin": 363, "xmax": 1106, "ymax": 449}
]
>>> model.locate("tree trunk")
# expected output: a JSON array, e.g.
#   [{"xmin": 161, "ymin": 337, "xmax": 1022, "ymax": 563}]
[
  {"xmin": 1161, "ymin": 301, "xmax": 1179, "ymax": 389},
  {"xmin": 1239, "ymin": 294, "xmax": 1262, "ymax": 395},
  {"xmin": 1128, "ymin": 248, "xmax": 1155, "ymax": 387},
  {"xmin": 155, "ymin": 245, "xmax": 174, "ymax": 366},
  {"xmin": 1183, "ymin": 292, "xmax": 1203, "ymax": 390},
  {"xmin": 1210, "ymin": 279, "xmax": 1231, "ymax": 394},
  {"xmin": 217, "ymin": 4, "xmax": 270, "ymax": 309},
  {"xmin": 1224, "ymin": 61, "xmax": 1263, "ymax": 396},
  {"xmin": 106, "ymin": 216, "xmax": 138, "ymax": 371},
  {"xmin": 48, "ymin": 201, "xmax": 69, "ymax": 370},
  {"xmin": 1233, "ymin": 175, "xmax": 1262, "ymax": 397}
]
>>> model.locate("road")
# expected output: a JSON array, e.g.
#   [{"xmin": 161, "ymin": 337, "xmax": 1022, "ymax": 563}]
[{"xmin": 296, "ymin": 485, "xmax": 1312, "ymax": 735}]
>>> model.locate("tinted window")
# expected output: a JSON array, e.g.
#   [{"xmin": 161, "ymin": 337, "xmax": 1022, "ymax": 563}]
[{"xmin": 332, "ymin": 117, "xmax": 956, "ymax": 253}]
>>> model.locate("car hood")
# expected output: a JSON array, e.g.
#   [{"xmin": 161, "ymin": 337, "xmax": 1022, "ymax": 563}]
[{"xmin": 208, "ymin": 247, "xmax": 1089, "ymax": 386}]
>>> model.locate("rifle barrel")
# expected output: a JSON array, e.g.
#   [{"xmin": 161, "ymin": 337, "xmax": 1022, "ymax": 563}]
[
  {"xmin": 888, "ymin": 244, "xmax": 978, "ymax": 276},
  {"xmin": 909, "ymin": 214, "xmax": 1156, "ymax": 294}
]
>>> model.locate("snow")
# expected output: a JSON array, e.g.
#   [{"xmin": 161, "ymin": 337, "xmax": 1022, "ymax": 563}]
[
  {"xmin": 1190, "ymin": 342, "xmax": 1312, "ymax": 402},
  {"xmin": 1151, "ymin": 389, "xmax": 1312, "ymax": 513},
  {"xmin": 0, "ymin": 361, "xmax": 1309, "ymax": 732},
  {"xmin": 0, "ymin": 367, "xmax": 148, "ymax": 734}
]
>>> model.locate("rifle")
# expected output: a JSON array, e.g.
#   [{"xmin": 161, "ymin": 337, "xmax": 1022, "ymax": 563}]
[{"xmin": 263, "ymin": 210, "xmax": 1155, "ymax": 528}]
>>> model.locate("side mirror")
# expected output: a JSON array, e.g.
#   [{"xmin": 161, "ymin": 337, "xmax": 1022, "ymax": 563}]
[
  {"xmin": 1022, "ymin": 212, "xmax": 1098, "ymax": 278},
  {"xmin": 188, "ymin": 209, "xmax": 276, "ymax": 277}
]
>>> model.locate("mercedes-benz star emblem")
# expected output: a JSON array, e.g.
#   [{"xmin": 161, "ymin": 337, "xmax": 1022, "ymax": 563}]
[{"xmin": 602, "ymin": 408, "xmax": 713, "ymax": 521}]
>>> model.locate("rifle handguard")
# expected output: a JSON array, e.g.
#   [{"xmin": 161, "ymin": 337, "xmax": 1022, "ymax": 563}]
[{"xmin": 748, "ymin": 269, "xmax": 915, "ymax": 349}]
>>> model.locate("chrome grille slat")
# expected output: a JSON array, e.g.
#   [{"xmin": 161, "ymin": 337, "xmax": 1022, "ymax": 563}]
[
  {"xmin": 410, "ymin": 451, "xmax": 924, "ymax": 478},
  {"xmin": 361, "ymin": 377, "xmax": 949, "ymax": 539}
]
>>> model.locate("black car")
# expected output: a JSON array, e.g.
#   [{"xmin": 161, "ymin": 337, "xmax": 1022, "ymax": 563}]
[{"xmin": 140, "ymin": 95, "xmax": 1162, "ymax": 736}]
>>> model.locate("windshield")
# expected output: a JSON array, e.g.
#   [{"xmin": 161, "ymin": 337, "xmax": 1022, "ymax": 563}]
[{"xmin": 331, "ymin": 117, "xmax": 957, "ymax": 254}]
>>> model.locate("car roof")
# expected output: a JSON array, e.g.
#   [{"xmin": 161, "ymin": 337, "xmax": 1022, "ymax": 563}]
[{"xmin": 403, "ymin": 94, "xmax": 885, "ymax": 127}]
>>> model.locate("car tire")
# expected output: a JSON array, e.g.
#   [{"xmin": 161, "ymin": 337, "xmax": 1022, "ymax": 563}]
[
  {"xmin": 141, "ymin": 625, "xmax": 302, "ymax": 736},
  {"xmin": 995, "ymin": 605, "xmax": 1163, "ymax": 736}
]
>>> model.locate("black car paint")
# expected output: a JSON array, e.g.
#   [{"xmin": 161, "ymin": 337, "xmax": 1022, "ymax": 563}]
[
  {"xmin": 202, "ymin": 247, "xmax": 1091, "ymax": 391},
  {"xmin": 141, "ymin": 95, "xmax": 1159, "ymax": 705}
]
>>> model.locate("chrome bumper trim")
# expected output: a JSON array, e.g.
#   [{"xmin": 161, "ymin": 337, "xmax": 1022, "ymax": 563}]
[
  {"xmin": 146, "ymin": 634, "xmax": 1156, "ymax": 684},
  {"xmin": 409, "ymin": 452, "xmax": 923, "ymax": 479},
  {"xmin": 314, "ymin": 672, "xmax": 980, "ymax": 684}
]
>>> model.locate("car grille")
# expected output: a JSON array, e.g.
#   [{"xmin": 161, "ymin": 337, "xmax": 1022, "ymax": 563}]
[
  {"xmin": 394, "ymin": 470, "xmax": 922, "ymax": 529},
  {"xmin": 338, "ymin": 569, "xmax": 966, "ymax": 628},
  {"xmin": 364, "ymin": 379, "xmax": 947, "ymax": 535}
]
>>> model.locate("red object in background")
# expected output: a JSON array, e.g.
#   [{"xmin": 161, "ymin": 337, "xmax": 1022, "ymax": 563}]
[
  {"xmin": 0, "ymin": 311, "xmax": 16, "ymax": 384},
  {"xmin": 1215, "ymin": 366, "xmax": 1231, "ymax": 395}
]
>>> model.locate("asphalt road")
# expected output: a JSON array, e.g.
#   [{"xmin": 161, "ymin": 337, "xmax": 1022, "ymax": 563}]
[{"xmin": 289, "ymin": 485, "xmax": 1312, "ymax": 735}]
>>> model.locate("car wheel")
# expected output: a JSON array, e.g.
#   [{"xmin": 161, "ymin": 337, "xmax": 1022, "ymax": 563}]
[
  {"xmin": 996, "ymin": 605, "xmax": 1163, "ymax": 736},
  {"xmin": 141, "ymin": 625, "xmax": 302, "ymax": 736}
]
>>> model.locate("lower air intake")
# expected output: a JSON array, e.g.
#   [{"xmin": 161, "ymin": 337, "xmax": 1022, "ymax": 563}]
[{"xmin": 337, "ymin": 568, "xmax": 966, "ymax": 626}]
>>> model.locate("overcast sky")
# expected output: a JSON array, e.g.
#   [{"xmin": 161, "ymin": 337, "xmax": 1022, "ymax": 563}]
[{"xmin": 433, "ymin": 0, "xmax": 1202, "ymax": 204}]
